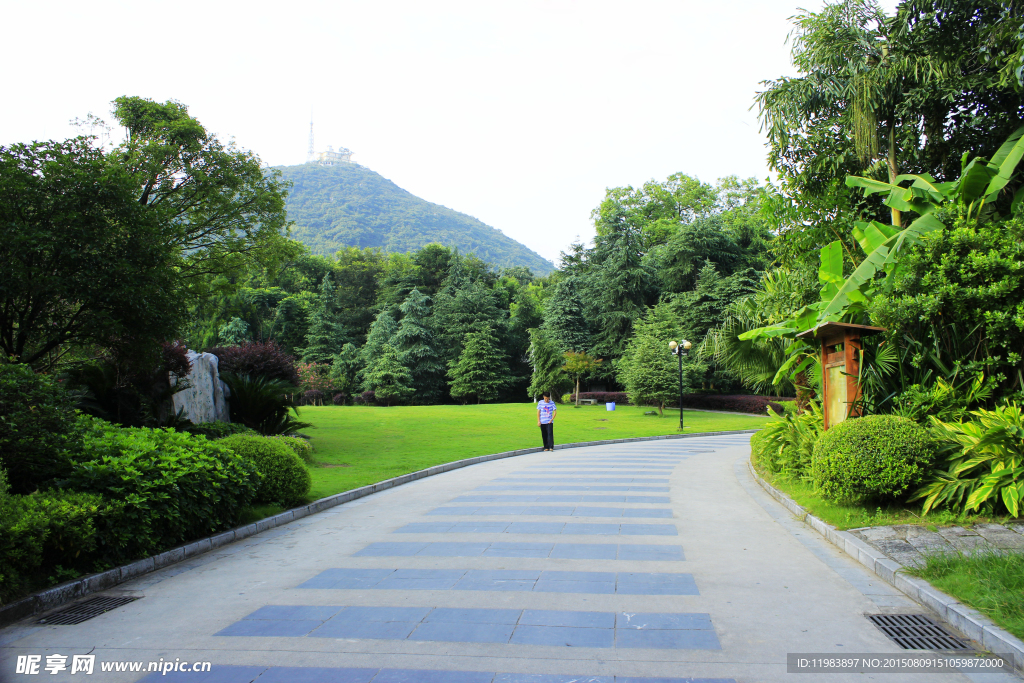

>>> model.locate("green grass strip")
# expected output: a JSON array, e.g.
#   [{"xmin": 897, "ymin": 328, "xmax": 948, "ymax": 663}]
[{"xmin": 907, "ymin": 552, "xmax": 1024, "ymax": 641}]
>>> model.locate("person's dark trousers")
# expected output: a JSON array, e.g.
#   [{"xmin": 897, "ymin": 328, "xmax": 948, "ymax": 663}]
[{"xmin": 540, "ymin": 423, "xmax": 554, "ymax": 450}]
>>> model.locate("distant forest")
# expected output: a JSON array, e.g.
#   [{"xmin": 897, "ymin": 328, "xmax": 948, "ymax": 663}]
[{"xmin": 276, "ymin": 162, "xmax": 554, "ymax": 274}]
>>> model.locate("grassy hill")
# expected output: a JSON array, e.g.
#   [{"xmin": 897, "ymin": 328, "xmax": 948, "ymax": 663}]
[{"xmin": 275, "ymin": 162, "xmax": 554, "ymax": 274}]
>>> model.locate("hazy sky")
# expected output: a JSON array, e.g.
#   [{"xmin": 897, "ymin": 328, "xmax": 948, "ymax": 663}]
[{"xmin": 2, "ymin": 0, "xmax": 897, "ymax": 266}]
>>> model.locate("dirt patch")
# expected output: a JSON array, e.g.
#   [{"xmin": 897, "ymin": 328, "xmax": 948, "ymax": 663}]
[{"xmin": 320, "ymin": 463, "xmax": 352, "ymax": 468}]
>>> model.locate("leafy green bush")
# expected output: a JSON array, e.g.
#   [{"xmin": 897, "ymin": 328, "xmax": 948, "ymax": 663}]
[
  {"xmin": 812, "ymin": 415, "xmax": 933, "ymax": 502},
  {"xmin": 753, "ymin": 402, "xmax": 823, "ymax": 477},
  {"xmin": 0, "ymin": 490, "xmax": 108, "ymax": 604},
  {"xmin": 915, "ymin": 402, "xmax": 1024, "ymax": 516},
  {"xmin": 0, "ymin": 364, "xmax": 81, "ymax": 493},
  {"xmin": 182, "ymin": 421, "xmax": 254, "ymax": 440},
  {"xmin": 64, "ymin": 418, "xmax": 259, "ymax": 557},
  {"xmin": 272, "ymin": 436, "xmax": 315, "ymax": 464},
  {"xmin": 219, "ymin": 434, "xmax": 311, "ymax": 507}
]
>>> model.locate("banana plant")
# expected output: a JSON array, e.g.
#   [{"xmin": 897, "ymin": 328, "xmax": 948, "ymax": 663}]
[{"xmin": 740, "ymin": 125, "xmax": 1024, "ymax": 388}]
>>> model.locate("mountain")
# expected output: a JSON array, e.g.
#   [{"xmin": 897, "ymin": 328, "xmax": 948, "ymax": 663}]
[{"xmin": 274, "ymin": 162, "xmax": 554, "ymax": 275}]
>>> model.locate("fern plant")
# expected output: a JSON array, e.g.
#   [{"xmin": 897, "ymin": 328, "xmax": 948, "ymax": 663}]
[{"xmin": 754, "ymin": 401, "xmax": 824, "ymax": 478}]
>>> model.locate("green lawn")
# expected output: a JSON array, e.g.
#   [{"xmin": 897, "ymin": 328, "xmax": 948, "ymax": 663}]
[{"xmin": 301, "ymin": 403, "xmax": 768, "ymax": 499}]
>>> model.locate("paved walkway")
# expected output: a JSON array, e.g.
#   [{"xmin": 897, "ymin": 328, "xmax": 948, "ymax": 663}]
[{"xmin": 1, "ymin": 434, "xmax": 1019, "ymax": 682}]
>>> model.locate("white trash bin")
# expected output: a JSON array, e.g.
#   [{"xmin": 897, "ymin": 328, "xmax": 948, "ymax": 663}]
[{"xmin": 606, "ymin": 402, "xmax": 616, "ymax": 411}]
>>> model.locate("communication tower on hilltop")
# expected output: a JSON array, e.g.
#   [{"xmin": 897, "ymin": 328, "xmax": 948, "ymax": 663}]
[{"xmin": 306, "ymin": 115, "xmax": 354, "ymax": 165}]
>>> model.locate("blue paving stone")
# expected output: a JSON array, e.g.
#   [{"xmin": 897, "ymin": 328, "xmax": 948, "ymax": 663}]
[
  {"xmin": 136, "ymin": 666, "xmax": 269, "ymax": 683},
  {"xmin": 374, "ymin": 670, "xmax": 495, "ymax": 683},
  {"xmin": 426, "ymin": 607, "xmax": 522, "ymax": 624},
  {"xmin": 619, "ymin": 524, "xmax": 677, "ymax": 536},
  {"xmin": 457, "ymin": 569, "xmax": 542, "ymax": 591},
  {"xmin": 616, "ymin": 545, "xmax": 685, "ymax": 561},
  {"xmin": 394, "ymin": 523, "xmax": 454, "ymax": 533},
  {"xmin": 450, "ymin": 522, "xmax": 512, "ymax": 533},
  {"xmin": 353, "ymin": 542, "xmax": 428, "ymax": 557},
  {"xmin": 375, "ymin": 570, "xmax": 464, "ymax": 590},
  {"xmin": 215, "ymin": 620, "xmax": 319, "ymax": 637},
  {"xmin": 494, "ymin": 677, "xmax": 609, "ymax": 683},
  {"xmin": 335, "ymin": 606, "xmax": 432, "ymax": 623},
  {"xmin": 409, "ymin": 621, "xmax": 515, "ymax": 643},
  {"xmin": 624, "ymin": 496, "xmax": 671, "ymax": 503},
  {"xmin": 299, "ymin": 568, "xmax": 394, "ymax": 589},
  {"xmin": 418, "ymin": 542, "xmax": 491, "ymax": 556},
  {"xmin": 615, "ymin": 678, "xmax": 736, "ymax": 683},
  {"xmin": 571, "ymin": 506, "xmax": 623, "ymax": 517},
  {"xmin": 550, "ymin": 543, "xmax": 618, "ymax": 560},
  {"xmin": 622, "ymin": 509, "xmax": 673, "ymax": 518},
  {"xmin": 510, "ymin": 625, "xmax": 614, "ymax": 648},
  {"xmin": 541, "ymin": 570, "xmax": 615, "ymax": 582},
  {"xmin": 242, "ymin": 605, "xmax": 341, "ymax": 621},
  {"xmin": 615, "ymin": 629, "xmax": 721, "ymax": 649},
  {"xmin": 615, "ymin": 612, "xmax": 713, "ymax": 630},
  {"xmin": 615, "ymin": 573, "xmax": 699, "ymax": 595},
  {"xmin": 562, "ymin": 523, "xmax": 620, "ymax": 535},
  {"xmin": 520, "ymin": 609, "xmax": 614, "ymax": 628},
  {"xmin": 426, "ymin": 506, "xmax": 486, "ymax": 515},
  {"xmin": 257, "ymin": 667, "xmax": 377, "ymax": 683},
  {"xmin": 311, "ymin": 619, "xmax": 418, "ymax": 640},
  {"xmin": 505, "ymin": 522, "xmax": 565, "ymax": 534},
  {"xmin": 535, "ymin": 580, "xmax": 615, "ymax": 594},
  {"xmin": 518, "ymin": 506, "xmax": 576, "ymax": 516},
  {"xmin": 481, "ymin": 542, "xmax": 553, "ymax": 558}
]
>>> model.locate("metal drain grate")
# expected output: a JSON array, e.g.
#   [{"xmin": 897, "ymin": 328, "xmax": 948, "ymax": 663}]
[
  {"xmin": 38, "ymin": 596, "xmax": 139, "ymax": 625},
  {"xmin": 867, "ymin": 614, "xmax": 971, "ymax": 651}
]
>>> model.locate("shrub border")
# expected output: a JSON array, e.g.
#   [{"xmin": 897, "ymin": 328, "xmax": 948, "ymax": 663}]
[
  {"xmin": 0, "ymin": 428, "xmax": 760, "ymax": 628},
  {"xmin": 747, "ymin": 459, "xmax": 1024, "ymax": 673}
]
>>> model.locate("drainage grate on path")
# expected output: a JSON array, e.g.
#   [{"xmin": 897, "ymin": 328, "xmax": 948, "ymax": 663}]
[
  {"xmin": 38, "ymin": 596, "xmax": 140, "ymax": 625},
  {"xmin": 867, "ymin": 614, "xmax": 971, "ymax": 651}
]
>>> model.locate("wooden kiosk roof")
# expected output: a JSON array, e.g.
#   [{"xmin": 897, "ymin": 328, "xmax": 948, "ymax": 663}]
[{"xmin": 795, "ymin": 322, "xmax": 886, "ymax": 340}]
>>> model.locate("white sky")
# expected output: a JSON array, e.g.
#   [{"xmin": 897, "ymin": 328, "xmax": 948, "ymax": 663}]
[{"xmin": 1, "ymin": 0, "xmax": 897, "ymax": 266}]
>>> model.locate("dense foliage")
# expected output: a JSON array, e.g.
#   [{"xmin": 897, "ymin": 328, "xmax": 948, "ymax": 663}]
[
  {"xmin": 811, "ymin": 415, "xmax": 933, "ymax": 502},
  {"xmin": 219, "ymin": 434, "xmax": 311, "ymax": 507}
]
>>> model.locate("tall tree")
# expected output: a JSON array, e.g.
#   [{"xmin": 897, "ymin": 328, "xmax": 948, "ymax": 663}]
[
  {"xmin": 358, "ymin": 311, "xmax": 398, "ymax": 390},
  {"xmin": 392, "ymin": 288, "xmax": 446, "ymax": 403},
  {"xmin": 527, "ymin": 328, "xmax": 572, "ymax": 400},
  {"xmin": 363, "ymin": 344, "xmax": 413, "ymax": 406},
  {"xmin": 300, "ymin": 274, "xmax": 347, "ymax": 364},
  {"xmin": 0, "ymin": 138, "xmax": 180, "ymax": 367},
  {"xmin": 618, "ymin": 305, "xmax": 684, "ymax": 416},
  {"xmin": 542, "ymin": 276, "xmax": 592, "ymax": 353},
  {"xmin": 562, "ymin": 351, "xmax": 603, "ymax": 405},
  {"xmin": 448, "ymin": 326, "xmax": 510, "ymax": 404}
]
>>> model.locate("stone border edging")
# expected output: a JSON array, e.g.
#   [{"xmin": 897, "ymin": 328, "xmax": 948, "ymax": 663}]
[
  {"xmin": 0, "ymin": 428, "xmax": 760, "ymax": 628},
  {"xmin": 747, "ymin": 459, "xmax": 1024, "ymax": 673}
]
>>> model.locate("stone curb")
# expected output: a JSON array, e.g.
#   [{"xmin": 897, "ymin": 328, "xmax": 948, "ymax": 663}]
[
  {"xmin": 0, "ymin": 428, "xmax": 761, "ymax": 628},
  {"xmin": 747, "ymin": 459, "xmax": 1024, "ymax": 673}
]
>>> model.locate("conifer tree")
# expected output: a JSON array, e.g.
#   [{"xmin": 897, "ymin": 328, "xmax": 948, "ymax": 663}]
[
  {"xmin": 527, "ymin": 328, "xmax": 572, "ymax": 400},
  {"xmin": 364, "ymin": 344, "xmax": 413, "ymax": 406},
  {"xmin": 543, "ymin": 275, "xmax": 591, "ymax": 352},
  {"xmin": 329, "ymin": 342, "xmax": 361, "ymax": 397},
  {"xmin": 300, "ymin": 274, "xmax": 346, "ymax": 364},
  {"xmin": 617, "ymin": 304, "xmax": 684, "ymax": 415},
  {"xmin": 392, "ymin": 288, "xmax": 446, "ymax": 403},
  {"xmin": 358, "ymin": 310, "xmax": 398, "ymax": 390},
  {"xmin": 448, "ymin": 325, "xmax": 510, "ymax": 404}
]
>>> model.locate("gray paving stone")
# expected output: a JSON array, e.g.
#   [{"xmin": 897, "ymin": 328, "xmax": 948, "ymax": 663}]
[
  {"xmin": 973, "ymin": 523, "xmax": 1024, "ymax": 549},
  {"xmin": 937, "ymin": 525, "xmax": 989, "ymax": 553}
]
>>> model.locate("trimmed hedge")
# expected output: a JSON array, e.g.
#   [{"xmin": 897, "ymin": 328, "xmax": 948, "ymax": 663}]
[
  {"xmin": 679, "ymin": 394, "xmax": 791, "ymax": 415},
  {"xmin": 181, "ymin": 421, "xmax": 254, "ymax": 440},
  {"xmin": 219, "ymin": 434, "xmax": 311, "ymax": 507},
  {"xmin": 570, "ymin": 392, "xmax": 630, "ymax": 405},
  {"xmin": 272, "ymin": 436, "xmax": 315, "ymax": 464},
  {"xmin": 65, "ymin": 418, "xmax": 260, "ymax": 558},
  {"xmin": 811, "ymin": 415, "xmax": 934, "ymax": 502}
]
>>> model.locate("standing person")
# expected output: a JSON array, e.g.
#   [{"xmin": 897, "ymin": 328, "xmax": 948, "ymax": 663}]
[{"xmin": 537, "ymin": 391, "xmax": 557, "ymax": 451}]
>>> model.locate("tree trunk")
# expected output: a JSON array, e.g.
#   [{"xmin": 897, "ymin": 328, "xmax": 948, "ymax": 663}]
[
  {"xmin": 657, "ymin": 402, "xmax": 664, "ymax": 416},
  {"xmin": 575, "ymin": 377, "xmax": 580, "ymax": 406},
  {"xmin": 887, "ymin": 123, "xmax": 902, "ymax": 228}
]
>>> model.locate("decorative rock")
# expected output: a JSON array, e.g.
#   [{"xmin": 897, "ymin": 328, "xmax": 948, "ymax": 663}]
[{"xmin": 171, "ymin": 351, "xmax": 230, "ymax": 425}]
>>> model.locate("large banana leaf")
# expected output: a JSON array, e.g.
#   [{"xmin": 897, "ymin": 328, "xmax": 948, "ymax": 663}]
[{"xmin": 985, "ymin": 124, "xmax": 1024, "ymax": 199}]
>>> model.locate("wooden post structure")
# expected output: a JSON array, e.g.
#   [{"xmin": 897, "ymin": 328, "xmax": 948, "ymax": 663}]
[{"xmin": 796, "ymin": 322, "xmax": 884, "ymax": 430}]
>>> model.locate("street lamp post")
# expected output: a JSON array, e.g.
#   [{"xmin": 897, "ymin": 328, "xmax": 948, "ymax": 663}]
[{"xmin": 669, "ymin": 340, "xmax": 691, "ymax": 430}]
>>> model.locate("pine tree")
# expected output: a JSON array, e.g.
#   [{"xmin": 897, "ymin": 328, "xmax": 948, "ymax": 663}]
[
  {"xmin": 617, "ymin": 304, "xmax": 684, "ymax": 415},
  {"xmin": 299, "ymin": 274, "xmax": 346, "ymax": 364},
  {"xmin": 392, "ymin": 288, "xmax": 446, "ymax": 403},
  {"xmin": 217, "ymin": 317, "xmax": 251, "ymax": 346},
  {"xmin": 448, "ymin": 325, "xmax": 510, "ymax": 404},
  {"xmin": 364, "ymin": 344, "xmax": 413, "ymax": 406},
  {"xmin": 358, "ymin": 310, "xmax": 398, "ymax": 390},
  {"xmin": 543, "ymin": 275, "xmax": 591, "ymax": 352},
  {"xmin": 329, "ymin": 342, "xmax": 361, "ymax": 397},
  {"xmin": 527, "ymin": 328, "xmax": 572, "ymax": 400},
  {"xmin": 432, "ymin": 279, "xmax": 505, "ymax": 363}
]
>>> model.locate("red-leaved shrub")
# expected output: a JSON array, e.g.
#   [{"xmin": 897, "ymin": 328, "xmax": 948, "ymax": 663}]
[
  {"xmin": 569, "ymin": 392, "xmax": 631, "ymax": 405},
  {"xmin": 208, "ymin": 341, "xmax": 300, "ymax": 386}
]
